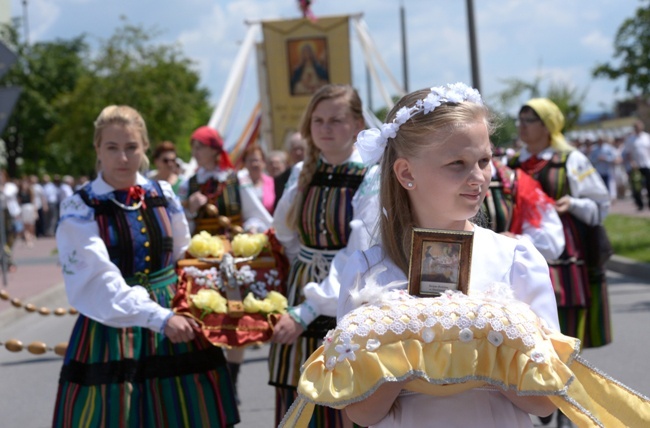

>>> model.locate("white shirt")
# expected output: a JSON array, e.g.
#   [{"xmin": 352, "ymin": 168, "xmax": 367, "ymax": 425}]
[
  {"xmin": 272, "ymin": 151, "xmax": 380, "ymax": 324},
  {"xmin": 56, "ymin": 173, "xmax": 190, "ymax": 333},
  {"xmin": 624, "ymin": 131, "xmax": 650, "ymax": 168},
  {"xmin": 2, "ymin": 181, "xmax": 21, "ymax": 218},
  {"xmin": 43, "ymin": 182, "xmax": 59, "ymax": 204},
  {"xmin": 31, "ymin": 183, "xmax": 45, "ymax": 210}
]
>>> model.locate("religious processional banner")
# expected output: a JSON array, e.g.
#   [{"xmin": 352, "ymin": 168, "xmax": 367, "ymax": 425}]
[{"xmin": 261, "ymin": 15, "xmax": 351, "ymax": 150}]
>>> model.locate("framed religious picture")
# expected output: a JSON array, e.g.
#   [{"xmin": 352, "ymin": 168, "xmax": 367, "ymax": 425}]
[
  {"xmin": 407, "ymin": 227, "xmax": 474, "ymax": 297},
  {"xmin": 286, "ymin": 37, "xmax": 330, "ymax": 96}
]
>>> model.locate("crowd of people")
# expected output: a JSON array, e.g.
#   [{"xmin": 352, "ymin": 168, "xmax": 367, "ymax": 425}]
[
  {"xmin": 575, "ymin": 120, "xmax": 650, "ymax": 211},
  {"xmin": 0, "ymin": 81, "xmax": 647, "ymax": 426}
]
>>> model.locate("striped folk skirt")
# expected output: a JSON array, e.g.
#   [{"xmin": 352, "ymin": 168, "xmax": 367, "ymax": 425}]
[
  {"xmin": 268, "ymin": 246, "xmax": 351, "ymax": 426},
  {"xmin": 52, "ymin": 268, "xmax": 240, "ymax": 427},
  {"xmin": 549, "ymin": 216, "xmax": 612, "ymax": 348}
]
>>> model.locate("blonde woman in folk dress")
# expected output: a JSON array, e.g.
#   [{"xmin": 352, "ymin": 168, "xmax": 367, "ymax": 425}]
[
  {"xmin": 269, "ymin": 84, "xmax": 380, "ymax": 427},
  {"xmin": 53, "ymin": 106, "xmax": 239, "ymax": 427}
]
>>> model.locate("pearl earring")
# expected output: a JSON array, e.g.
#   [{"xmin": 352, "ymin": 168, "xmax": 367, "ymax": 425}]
[{"xmin": 407, "ymin": 182, "xmax": 413, "ymax": 188}]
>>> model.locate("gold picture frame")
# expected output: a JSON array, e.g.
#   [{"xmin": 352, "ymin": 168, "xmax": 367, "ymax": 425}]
[{"xmin": 407, "ymin": 227, "xmax": 474, "ymax": 297}]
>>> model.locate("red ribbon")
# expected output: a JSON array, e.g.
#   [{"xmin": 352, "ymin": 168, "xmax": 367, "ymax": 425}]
[{"xmin": 126, "ymin": 185, "xmax": 147, "ymax": 210}]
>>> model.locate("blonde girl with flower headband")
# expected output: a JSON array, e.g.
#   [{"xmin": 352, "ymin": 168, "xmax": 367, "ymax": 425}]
[
  {"xmin": 329, "ymin": 84, "xmax": 560, "ymax": 427},
  {"xmin": 269, "ymin": 84, "xmax": 380, "ymax": 427}
]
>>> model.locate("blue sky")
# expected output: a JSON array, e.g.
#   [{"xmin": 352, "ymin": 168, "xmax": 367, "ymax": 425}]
[{"xmin": 8, "ymin": 0, "xmax": 640, "ymax": 122}]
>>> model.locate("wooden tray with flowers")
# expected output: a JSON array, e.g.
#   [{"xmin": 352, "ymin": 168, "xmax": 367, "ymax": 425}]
[{"xmin": 173, "ymin": 229, "xmax": 289, "ymax": 348}]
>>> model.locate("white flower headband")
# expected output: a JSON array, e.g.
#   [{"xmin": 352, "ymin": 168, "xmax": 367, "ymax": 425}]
[{"xmin": 356, "ymin": 82, "xmax": 483, "ymax": 165}]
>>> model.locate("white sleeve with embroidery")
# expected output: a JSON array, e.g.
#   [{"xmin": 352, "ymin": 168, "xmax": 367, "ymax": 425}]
[
  {"xmin": 57, "ymin": 194, "xmax": 172, "ymax": 333},
  {"xmin": 565, "ymin": 150, "xmax": 610, "ymax": 225},
  {"xmin": 294, "ymin": 165, "xmax": 381, "ymax": 323},
  {"xmin": 271, "ymin": 163, "xmax": 303, "ymax": 262}
]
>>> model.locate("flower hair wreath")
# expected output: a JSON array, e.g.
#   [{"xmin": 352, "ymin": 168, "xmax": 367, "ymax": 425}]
[{"xmin": 355, "ymin": 82, "xmax": 483, "ymax": 165}]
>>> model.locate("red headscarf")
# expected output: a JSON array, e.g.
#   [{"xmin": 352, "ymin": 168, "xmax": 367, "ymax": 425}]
[{"xmin": 191, "ymin": 126, "xmax": 234, "ymax": 170}]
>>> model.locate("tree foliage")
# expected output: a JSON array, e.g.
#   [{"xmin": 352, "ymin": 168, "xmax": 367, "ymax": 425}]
[
  {"xmin": 1, "ymin": 18, "xmax": 212, "ymax": 178},
  {"xmin": 0, "ymin": 20, "xmax": 88, "ymax": 177},
  {"xmin": 592, "ymin": 0, "xmax": 650, "ymax": 95}
]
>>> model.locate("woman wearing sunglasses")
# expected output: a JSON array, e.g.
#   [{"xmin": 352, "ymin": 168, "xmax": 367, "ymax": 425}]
[{"xmin": 150, "ymin": 141, "xmax": 181, "ymax": 194}]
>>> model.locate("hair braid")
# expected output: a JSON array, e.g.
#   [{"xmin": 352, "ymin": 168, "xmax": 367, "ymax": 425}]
[{"xmin": 285, "ymin": 141, "xmax": 321, "ymax": 230}]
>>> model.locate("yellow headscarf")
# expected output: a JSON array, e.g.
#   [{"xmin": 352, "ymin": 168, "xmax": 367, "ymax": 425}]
[{"xmin": 524, "ymin": 98, "xmax": 575, "ymax": 152}]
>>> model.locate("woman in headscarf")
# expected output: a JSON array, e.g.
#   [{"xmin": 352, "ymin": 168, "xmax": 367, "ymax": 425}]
[{"xmin": 508, "ymin": 98, "xmax": 611, "ymax": 427}]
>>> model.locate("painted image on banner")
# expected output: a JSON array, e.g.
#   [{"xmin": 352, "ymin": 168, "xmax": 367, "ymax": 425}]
[{"xmin": 287, "ymin": 37, "xmax": 330, "ymax": 96}]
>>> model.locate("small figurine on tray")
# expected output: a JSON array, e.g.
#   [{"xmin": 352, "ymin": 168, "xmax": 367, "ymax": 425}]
[{"xmin": 173, "ymin": 229, "xmax": 289, "ymax": 348}]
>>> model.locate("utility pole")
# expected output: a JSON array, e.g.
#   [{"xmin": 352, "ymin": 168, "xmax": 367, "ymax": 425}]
[
  {"xmin": 466, "ymin": 0, "xmax": 481, "ymax": 92},
  {"xmin": 22, "ymin": 0, "xmax": 29, "ymax": 45},
  {"xmin": 400, "ymin": 0, "xmax": 409, "ymax": 92}
]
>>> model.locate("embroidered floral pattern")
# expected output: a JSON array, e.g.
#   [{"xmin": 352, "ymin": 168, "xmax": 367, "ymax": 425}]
[
  {"xmin": 61, "ymin": 250, "xmax": 81, "ymax": 275},
  {"xmin": 335, "ymin": 338, "xmax": 360, "ymax": 363},
  {"xmin": 531, "ymin": 349, "xmax": 546, "ymax": 364},
  {"xmin": 323, "ymin": 330, "xmax": 335, "ymax": 351}
]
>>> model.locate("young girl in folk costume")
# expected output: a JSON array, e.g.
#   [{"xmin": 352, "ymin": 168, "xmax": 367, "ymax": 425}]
[
  {"xmin": 53, "ymin": 106, "xmax": 239, "ymax": 427},
  {"xmin": 178, "ymin": 126, "xmax": 272, "ymax": 235},
  {"xmin": 332, "ymin": 83, "xmax": 560, "ymax": 427},
  {"xmin": 509, "ymin": 98, "xmax": 611, "ymax": 348},
  {"xmin": 269, "ymin": 84, "xmax": 380, "ymax": 426}
]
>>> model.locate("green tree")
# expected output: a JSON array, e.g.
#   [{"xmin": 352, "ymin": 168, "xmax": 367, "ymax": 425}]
[
  {"xmin": 592, "ymin": 0, "xmax": 650, "ymax": 95},
  {"xmin": 47, "ymin": 19, "xmax": 212, "ymax": 176},
  {"xmin": 0, "ymin": 20, "xmax": 88, "ymax": 177}
]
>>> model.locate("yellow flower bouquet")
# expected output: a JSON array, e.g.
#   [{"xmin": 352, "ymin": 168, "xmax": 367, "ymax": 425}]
[
  {"xmin": 186, "ymin": 231, "xmax": 226, "ymax": 259},
  {"xmin": 231, "ymin": 233, "xmax": 269, "ymax": 258}
]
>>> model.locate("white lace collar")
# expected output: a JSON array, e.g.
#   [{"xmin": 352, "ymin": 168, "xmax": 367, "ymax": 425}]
[{"xmin": 91, "ymin": 172, "xmax": 148, "ymax": 195}]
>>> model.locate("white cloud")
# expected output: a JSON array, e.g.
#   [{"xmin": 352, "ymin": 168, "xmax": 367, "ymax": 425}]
[{"xmin": 581, "ymin": 30, "xmax": 613, "ymax": 54}]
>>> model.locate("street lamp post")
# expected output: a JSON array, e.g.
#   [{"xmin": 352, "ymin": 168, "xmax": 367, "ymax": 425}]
[
  {"xmin": 400, "ymin": 0, "xmax": 409, "ymax": 92},
  {"xmin": 466, "ymin": 0, "xmax": 481, "ymax": 92},
  {"xmin": 22, "ymin": 0, "xmax": 29, "ymax": 44}
]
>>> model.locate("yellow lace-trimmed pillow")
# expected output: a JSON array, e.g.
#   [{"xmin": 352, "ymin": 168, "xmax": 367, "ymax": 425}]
[{"xmin": 281, "ymin": 285, "xmax": 650, "ymax": 428}]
